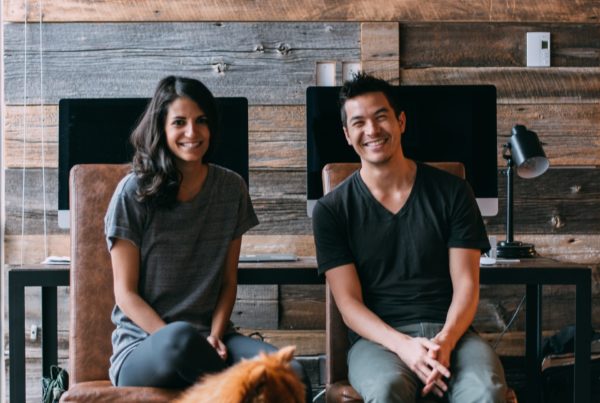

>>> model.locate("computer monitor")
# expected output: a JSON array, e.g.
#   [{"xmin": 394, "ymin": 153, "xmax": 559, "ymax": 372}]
[
  {"xmin": 58, "ymin": 97, "xmax": 249, "ymax": 229},
  {"xmin": 306, "ymin": 85, "xmax": 498, "ymax": 217}
]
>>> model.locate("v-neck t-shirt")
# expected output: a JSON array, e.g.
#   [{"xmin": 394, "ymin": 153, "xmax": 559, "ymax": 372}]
[{"xmin": 312, "ymin": 163, "xmax": 489, "ymax": 342}]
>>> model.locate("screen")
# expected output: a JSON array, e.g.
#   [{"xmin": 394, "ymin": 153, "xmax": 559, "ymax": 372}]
[
  {"xmin": 58, "ymin": 97, "xmax": 249, "ymax": 228},
  {"xmin": 306, "ymin": 85, "xmax": 498, "ymax": 216}
]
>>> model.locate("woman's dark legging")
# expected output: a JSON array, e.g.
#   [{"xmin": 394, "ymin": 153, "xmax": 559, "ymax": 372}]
[{"xmin": 117, "ymin": 322, "xmax": 313, "ymax": 402}]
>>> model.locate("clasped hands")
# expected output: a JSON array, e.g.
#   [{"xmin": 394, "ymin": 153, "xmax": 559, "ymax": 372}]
[{"xmin": 396, "ymin": 335, "xmax": 453, "ymax": 398}]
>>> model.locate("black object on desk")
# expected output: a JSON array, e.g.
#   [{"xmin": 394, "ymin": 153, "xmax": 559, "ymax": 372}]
[{"xmin": 8, "ymin": 258, "xmax": 592, "ymax": 403}]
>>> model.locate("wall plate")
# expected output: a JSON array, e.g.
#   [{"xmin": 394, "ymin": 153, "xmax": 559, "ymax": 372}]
[{"xmin": 526, "ymin": 32, "xmax": 551, "ymax": 67}]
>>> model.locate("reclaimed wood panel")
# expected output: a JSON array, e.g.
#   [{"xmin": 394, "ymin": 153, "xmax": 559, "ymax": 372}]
[
  {"xmin": 251, "ymin": 198, "xmax": 312, "ymax": 235},
  {"xmin": 400, "ymin": 23, "xmax": 600, "ymax": 68},
  {"xmin": 5, "ymin": 232, "xmax": 598, "ymax": 269},
  {"xmin": 3, "ymin": 168, "xmax": 310, "ymax": 235},
  {"xmin": 3, "ymin": 22, "xmax": 360, "ymax": 105},
  {"xmin": 4, "ymin": 0, "xmax": 600, "ymax": 22},
  {"xmin": 361, "ymin": 22, "xmax": 400, "ymax": 84},
  {"xmin": 4, "ymin": 168, "xmax": 61, "ymax": 236},
  {"xmin": 361, "ymin": 22, "xmax": 399, "ymax": 61},
  {"xmin": 4, "ymin": 104, "xmax": 306, "ymax": 168},
  {"xmin": 7, "ymin": 167, "xmax": 599, "ymax": 236},
  {"xmin": 249, "ymin": 105, "xmax": 304, "ymax": 142},
  {"xmin": 235, "ymin": 329, "xmax": 325, "ymax": 356},
  {"xmin": 400, "ymin": 67, "xmax": 600, "ymax": 103},
  {"xmin": 7, "ymin": 103, "xmax": 600, "ymax": 169},
  {"xmin": 4, "ymin": 235, "xmax": 70, "ymax": 265},
  {"xmin": 250, "ymin": 142, "xmax": 305, "ymax": 169},
  {"xmin": 496, "ymin": 103, "xmax": 600, "ymax": 167},
  {"xmin": 241, "ymin": 235, "xmax": 316, "ymax": 256},
  {"xmin": 280, "ymin": 285, "xmax": 326, "ymax": 330},
  {"xmin": 3, "ymin": 105, "xmax": 58, "ymax": 168},
  {"xmin": 3, "ymin": 234, "xmax": 317, "ymax": 265},
  {"xmin": 485, "ymin": 168, "xmax": 600, "ymax": 235}
]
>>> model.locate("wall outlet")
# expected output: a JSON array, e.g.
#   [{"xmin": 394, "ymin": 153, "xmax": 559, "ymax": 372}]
[
  {"xmin": 30, "ymin": 324, "xmax": 39, "ymax": 342},
  {"xmin": 526, "ymin": 32, "xmax": 551, "ymax": 67}
]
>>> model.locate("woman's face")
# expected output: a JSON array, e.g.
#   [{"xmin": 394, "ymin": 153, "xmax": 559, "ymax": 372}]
[{"xmin": 164, "ymin": 96, "xmax": 211, "ymax": 167}]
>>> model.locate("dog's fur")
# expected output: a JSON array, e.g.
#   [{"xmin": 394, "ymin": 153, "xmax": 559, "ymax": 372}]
[{"xmin": 174, "ymin": 345, "xmax": 305, "ymax": 403}]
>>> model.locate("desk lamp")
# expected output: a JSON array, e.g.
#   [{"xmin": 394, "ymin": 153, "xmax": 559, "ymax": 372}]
[{"xmin": 497, "ymin": 125, "xmax": 549, "ymax": 258}]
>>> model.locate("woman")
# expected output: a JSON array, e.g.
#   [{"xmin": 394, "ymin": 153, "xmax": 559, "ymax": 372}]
[{"xmin": 104, "ymin": 76, "xmax": 311, "ymax": 401}]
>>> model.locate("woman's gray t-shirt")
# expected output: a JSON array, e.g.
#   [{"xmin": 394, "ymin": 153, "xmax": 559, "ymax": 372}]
[{"xmin": 104, "ymin": 164, "xmax": 259, "ymax": 384}]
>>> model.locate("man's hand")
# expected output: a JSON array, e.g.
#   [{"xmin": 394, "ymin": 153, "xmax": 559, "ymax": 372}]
[
  {"xmin": 393, "ymin": 336, "xmax": 450, "ymax": 397},
  {"xmin": 421, "ymin": 333, "xmax": 455, "ymax": 397},
  {"xmin": 207, "ymin": 335, "xmax": 228, "ymax": 360}
]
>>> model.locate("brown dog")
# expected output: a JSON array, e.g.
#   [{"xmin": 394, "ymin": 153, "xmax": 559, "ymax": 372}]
[{"xmin": 173, "ymin": 345, "xmax": 305, "ymax": 403}]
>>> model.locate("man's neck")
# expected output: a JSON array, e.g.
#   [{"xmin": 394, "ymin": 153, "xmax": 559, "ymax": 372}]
[
  {"xmin": 359, "ymin": 157, "xmax": 417, "ymax": 214},
  {"xmin": 360, "ymin": 157, "xmax": 416, "ymax": 193}
]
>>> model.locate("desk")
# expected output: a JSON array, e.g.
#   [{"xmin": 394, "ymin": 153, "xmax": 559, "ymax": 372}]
[
  {"xmin": 480, "ymin": 258, "xmax": 592, "ymax": 403},
  {"xmin": 8, "ymin": 258, "xmax": 591, "ymax": 403},
  {"xmin": 7, "ymin": 261, "xmax": 320, "ymax": 402},
  {"xmin": 8, "ymin": 265, "xmax": 70, "ymax": 403}
]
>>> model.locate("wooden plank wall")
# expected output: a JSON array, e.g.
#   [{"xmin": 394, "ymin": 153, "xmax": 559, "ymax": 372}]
[{"xmin": 3, "ymin": 1, "xmax": 600, "ymax": 401}]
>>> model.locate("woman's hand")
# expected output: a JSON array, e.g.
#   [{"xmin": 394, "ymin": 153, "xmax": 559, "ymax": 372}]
[{"xmin": 207, "ymin": 335, "xmax": 228, "ymax": 361}]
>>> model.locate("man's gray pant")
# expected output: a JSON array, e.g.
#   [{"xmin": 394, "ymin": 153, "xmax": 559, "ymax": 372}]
[{"xmin": 347, "ymin": 322, "xmax": 507, "ymax": 403}]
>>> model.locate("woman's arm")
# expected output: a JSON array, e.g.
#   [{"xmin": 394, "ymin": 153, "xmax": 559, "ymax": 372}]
[
  {"xmin": 208, "ymin": 236, "xmax": 242, "ymax": 359},
  {"xmin": 111, "ymin": 238, "xmax": 166, "ymax": 334}
]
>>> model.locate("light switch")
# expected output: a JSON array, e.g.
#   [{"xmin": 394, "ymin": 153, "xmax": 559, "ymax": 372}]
[{"xmin": 526, "ymin": 32, "xmax": 551, "ymax": 67}]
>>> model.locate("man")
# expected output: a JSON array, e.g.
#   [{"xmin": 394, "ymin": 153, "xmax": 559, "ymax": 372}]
[{"xmin": 312, "ymin": 73, "xmax": 507, "ymax": 403}]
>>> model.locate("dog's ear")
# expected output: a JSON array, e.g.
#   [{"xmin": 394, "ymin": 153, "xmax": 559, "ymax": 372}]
[
  {"xmin": 275, "ymin": 345, "xmax": 296, "ymax": 364},
  {"xmin": 246, "ymin": 364, "xmax": 267, "ymax": 390}
]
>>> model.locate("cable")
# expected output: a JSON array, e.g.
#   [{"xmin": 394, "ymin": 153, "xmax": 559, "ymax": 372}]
[
  {"xmin": 20, "ymin": 0, "xmax": 29, "ymax": 266},
  {"xmin": 493, "ymin": 293, "xmax": 527, "ymax": 350},
  {"xmin": 39, "ymin": 0, "xmax": 48, "ymax": 259}
]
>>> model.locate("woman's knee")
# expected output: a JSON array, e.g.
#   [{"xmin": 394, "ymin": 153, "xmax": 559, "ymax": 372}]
[{"xmin": 152, "ymin": 322, "xmax": 205, "ymax": 363}]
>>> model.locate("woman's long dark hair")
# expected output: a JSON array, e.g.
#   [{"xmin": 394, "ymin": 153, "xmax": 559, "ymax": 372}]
[{"xmin": 130, "ymin": 76, "xmax": 220, "ymax": 208}]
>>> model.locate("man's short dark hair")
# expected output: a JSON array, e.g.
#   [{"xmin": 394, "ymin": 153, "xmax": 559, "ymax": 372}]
[{"xmin": 339, "ymin": 72, "xmax": 401, "ymax": 127}]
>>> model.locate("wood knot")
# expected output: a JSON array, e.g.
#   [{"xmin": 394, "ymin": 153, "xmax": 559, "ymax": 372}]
[
  {"xmin": 550, "ymin": 215, "xmax": 565, "ymax": 229},
  {"xmin": 254, "ymin": 44, "xmax": 265, "ymax": 53},
  {"xmin": 277, "ymin": 43, "xmax": 292, "ymax": 55},
  {"xmin": 212, "ymin": 62, "xmax": 229, "ymax": 74}
]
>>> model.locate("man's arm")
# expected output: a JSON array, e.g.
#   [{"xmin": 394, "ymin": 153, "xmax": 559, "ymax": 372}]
[
  {"xmin": 423, "ymin": 247, "xmax": 480, "ymax": 395},
  {"xmin": 326, "ymin": 264, "xmax": 450, "ymax": 396}
]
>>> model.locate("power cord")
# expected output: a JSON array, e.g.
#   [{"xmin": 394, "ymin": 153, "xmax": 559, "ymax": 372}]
[{"xmin": 492, "ymin": 294, "xmax": 527, "ymax": 350}]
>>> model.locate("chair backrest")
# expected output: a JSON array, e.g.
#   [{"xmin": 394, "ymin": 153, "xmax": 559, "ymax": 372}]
[
  {"xmin": 69, "ymin": 163, "xmax": 131, "ymax": 383},
  {"xmin": 321, "ymin": 161, "xmax": 465, "ymax": 385}
]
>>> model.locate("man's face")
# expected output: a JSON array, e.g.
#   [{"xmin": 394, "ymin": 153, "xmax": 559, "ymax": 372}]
[{"xmin": 342, "ymin": 92, "xmax": 406, "ymax": 166}]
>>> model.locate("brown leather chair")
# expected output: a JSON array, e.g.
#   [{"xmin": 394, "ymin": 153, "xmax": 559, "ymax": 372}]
[
  {"xmin": 61, "ymin": 164, "xmax": 180, "ymax": 402},
  {"xmin": 321, "ymin": 162, "xmax": 517, "ymax": 403}
]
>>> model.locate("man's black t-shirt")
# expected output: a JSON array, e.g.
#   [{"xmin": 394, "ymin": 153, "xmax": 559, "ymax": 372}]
[{"xmin": 312, "ymin": 163, "xmax": 489, "ymax": 342}]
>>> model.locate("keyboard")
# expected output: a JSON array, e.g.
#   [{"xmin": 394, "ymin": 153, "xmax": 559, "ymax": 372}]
[{"xmin": 239, "ymin": 254, "xmax": 298, "ymax": 263}]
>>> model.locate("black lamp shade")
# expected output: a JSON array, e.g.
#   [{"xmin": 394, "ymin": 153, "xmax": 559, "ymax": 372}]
[{"xmin": 510, "ymin": 125, "xmax": 549, "ymax": 179}]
